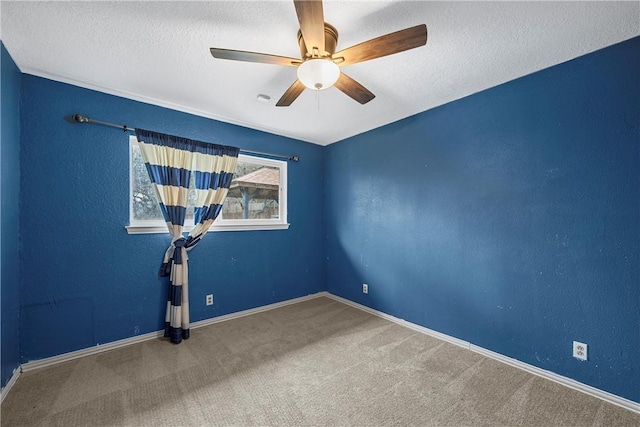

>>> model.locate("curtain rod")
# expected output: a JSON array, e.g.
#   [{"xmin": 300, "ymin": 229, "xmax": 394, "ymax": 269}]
[{"xmin": 66, "ymin": 114, "xmax": 300, "ymax": 162}]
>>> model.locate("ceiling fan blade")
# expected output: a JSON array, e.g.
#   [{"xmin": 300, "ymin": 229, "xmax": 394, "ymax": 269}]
[
  {"xmin": 334, "ymin": 73, "xmax": 375, "ymax": 104},
  {"xmin": 294, "ymin": 0, "xmax": 325, "ymax": 55},
  {"xmin": 276, "ymin": 80, "xmax": 306, "ymax": 107},
  {"xmin": 332, "ymin": 24, "xmax": 427, "ymax": 66},
  {"xmin": 210, "ymin": 48, "xmax": 301, "ymax": 67}
]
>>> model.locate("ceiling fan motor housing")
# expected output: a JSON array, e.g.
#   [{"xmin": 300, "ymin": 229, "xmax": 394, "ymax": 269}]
[{"xmin": 297, "ymin": 22, "xmax": 338, "ymax": 58}]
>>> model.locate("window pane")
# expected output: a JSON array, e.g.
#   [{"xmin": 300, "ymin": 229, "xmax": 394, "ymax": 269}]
[
  {"xmin": 222, "ymin": 161, "xmax": 280, "ymax": 220},
  {"xmin": 130, "ymin": 138, "xmax": 286, "ymax": 230},
  {"xmin": 131, "ymin": 143, "xmax": 195, "ymax": 223},
  {"xmin": 131, "ymin": 144, "xmax": 164, "ymax": 222}
]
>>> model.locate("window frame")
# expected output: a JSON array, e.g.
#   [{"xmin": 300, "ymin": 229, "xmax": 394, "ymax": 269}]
[{"xmin": 126, "ymin": 136, "xmax": 289, "ymax": 234}]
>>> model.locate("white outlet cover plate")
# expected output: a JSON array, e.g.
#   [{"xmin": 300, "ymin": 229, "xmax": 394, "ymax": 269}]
[{"xmin": 573, "ymin": 341, "xmax": 587, "ymax": 361}]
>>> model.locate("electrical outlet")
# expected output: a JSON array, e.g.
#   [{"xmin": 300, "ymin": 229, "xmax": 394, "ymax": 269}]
[
  {"xmin": 573, "ymin": 341, "xmax": 587, "ymax": 361},
  {"xmin": 206, "ymin": 294, "xmax": 214, "ymax": 306},
  {"xmin": 363, "ymin": 283, "xmax": 368, "ymax": 294}
]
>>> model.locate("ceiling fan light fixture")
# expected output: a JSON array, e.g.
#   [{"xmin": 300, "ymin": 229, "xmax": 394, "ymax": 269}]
[{"xmin": 297, "ymin": 59, "xmax": 340, "ymax": 91}]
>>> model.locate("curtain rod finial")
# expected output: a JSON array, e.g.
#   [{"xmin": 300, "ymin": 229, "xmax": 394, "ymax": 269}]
[
  {"xmin": 74, "ymin": 114, "xmax": 89, "ymax": 123},
  {"xmin": 291, "ymin": 156, "xmax": 300, "ymax": 162},
  {"xmin": 64, "ymin": 114, "xmax": 87, "ymax": 124}
]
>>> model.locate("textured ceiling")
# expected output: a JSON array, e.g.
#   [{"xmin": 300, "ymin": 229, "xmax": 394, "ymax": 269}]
[{"xmin": 2, "ymin": 1, "xmax": 638, "ymax": 145}]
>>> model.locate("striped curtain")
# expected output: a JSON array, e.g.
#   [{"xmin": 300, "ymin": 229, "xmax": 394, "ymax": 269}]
[{"xmin": 135, "ymin": 129, "xmax": 239, "ymax": 344}]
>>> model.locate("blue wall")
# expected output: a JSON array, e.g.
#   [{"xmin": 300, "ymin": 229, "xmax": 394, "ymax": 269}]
[
  {"xmin": 18, "ymin": 75, "xmax": 325, "ymax": 361},
  {"xmin": 1, "ymin": 42, "xmax": 22, "ymax": 388},
  {"xmin": 325, "ymin": 37, "xmax": 639, "ymax": 402}
]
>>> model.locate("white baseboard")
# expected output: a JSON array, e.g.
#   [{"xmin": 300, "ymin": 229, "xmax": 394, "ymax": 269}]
[
  {"xmin": 469, "ymin": 345, "xmax": 640, "ymax": 414},
  {"xmin": 324, "ymin": 293, "xmax": 640, "ymax": 414},
  {"xmin": 21, "ymin": 292, "xmax": 325, "ymax": 373},
  {"xmin": 326, "ymin": 293, "xmax": 469, "ymax": 349},
  {"xmin": 21, "ymin": 329, "xmax": 165, "ymax": 372},
  {"xmin": 189, "ymin": 292, "xmax": 326, "ymax": 329},
  {"xmin": 11, "ymin": 291, "xmax": 640, "ymax": 414},
  {"xmin": 0, "ymin": 368, "xmax": 21, "ymax": 404}
]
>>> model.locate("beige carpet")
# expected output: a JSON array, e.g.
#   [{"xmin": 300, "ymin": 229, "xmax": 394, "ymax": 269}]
[{"xmin": 1, "ymin": 297, "xmax": 638, "ymax": 426}]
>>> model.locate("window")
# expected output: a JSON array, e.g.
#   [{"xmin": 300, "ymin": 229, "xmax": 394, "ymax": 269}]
[{"xmin": 127, "ymin": 136, "xmax": 288, "ymax": 234}]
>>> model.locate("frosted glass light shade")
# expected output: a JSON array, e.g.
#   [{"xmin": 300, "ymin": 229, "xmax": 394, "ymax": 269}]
[{"xmin": 297, "ymin": 59, "xmax": 340, "ymax": 91}]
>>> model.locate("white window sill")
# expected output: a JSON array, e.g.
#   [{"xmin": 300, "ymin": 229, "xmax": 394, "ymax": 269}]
[{"xmin": 125, "ymin": 223, "xmax": 290, "ymax": 235}]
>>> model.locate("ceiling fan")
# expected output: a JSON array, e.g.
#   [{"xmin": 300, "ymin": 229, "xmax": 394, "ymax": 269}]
[{"xmin": 209, "ymin": 0, "xmax": 427, "ymax": 107}]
